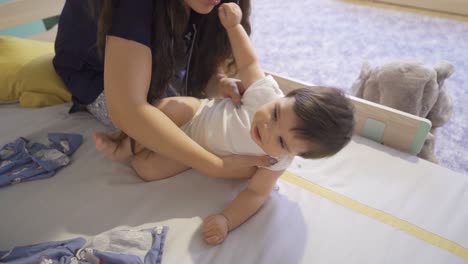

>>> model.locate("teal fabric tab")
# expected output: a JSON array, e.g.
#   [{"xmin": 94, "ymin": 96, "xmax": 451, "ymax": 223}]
[
  {"xmin": 363, "ymin": 119, "xmax": 386, "ymax": 143},
  {"xmin": 0, "ymin": 21, "xmax": 46, "ymax": 38},
  {"xmin": 410, "ymin": 119, "xmax": 432, "ymax": 155}
]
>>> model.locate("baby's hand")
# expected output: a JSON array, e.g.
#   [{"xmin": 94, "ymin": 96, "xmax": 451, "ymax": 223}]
[
  {"xmin": 218, "ymin": 3, "xmax": 242, "ymax": 30},
  {"xmin": 202, "ymin": 214, "xmax": 230, "ymax": 245}
]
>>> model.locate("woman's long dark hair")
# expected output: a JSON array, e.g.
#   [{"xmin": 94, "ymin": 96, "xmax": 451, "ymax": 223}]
[{"xmin": 90, "ymin": 0, "xmax": 251, "ymax": 102}]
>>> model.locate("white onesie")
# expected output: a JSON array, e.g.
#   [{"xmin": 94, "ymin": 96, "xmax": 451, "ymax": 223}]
[{"xmin": 181, "ymin": 75, "xmax": 294, "ymax": 171}]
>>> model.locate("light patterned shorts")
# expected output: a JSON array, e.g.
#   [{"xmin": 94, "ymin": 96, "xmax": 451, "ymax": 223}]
[{"xmin": 86, "ymin": 93, "xmax": 117, "ymax": 130}]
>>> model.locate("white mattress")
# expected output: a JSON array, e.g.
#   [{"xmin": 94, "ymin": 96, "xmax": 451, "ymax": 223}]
[{"xmin": 0, "ymin": 103, "xmax": 467, "ymax": 263}]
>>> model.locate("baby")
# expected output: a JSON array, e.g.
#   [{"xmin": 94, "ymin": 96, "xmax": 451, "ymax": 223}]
[{"xmin": 95, "ymin": 3, "xmax": 354, "ymax": 245}]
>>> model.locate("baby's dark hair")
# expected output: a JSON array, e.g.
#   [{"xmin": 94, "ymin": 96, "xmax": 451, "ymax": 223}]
[{"xmin": 286, "ymin": 87, "xmax": 355, "ymax": 159}]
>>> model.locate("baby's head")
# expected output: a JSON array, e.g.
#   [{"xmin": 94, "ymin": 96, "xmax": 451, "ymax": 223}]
[{"xmin": 250, "ymin": 87, "xmax": 354, "ymax": 159}]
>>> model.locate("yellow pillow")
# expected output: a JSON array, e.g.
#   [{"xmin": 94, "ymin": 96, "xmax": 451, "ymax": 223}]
[{"xmin": 0, "ymin": 36, "xmax": 71, "ymax": 107}]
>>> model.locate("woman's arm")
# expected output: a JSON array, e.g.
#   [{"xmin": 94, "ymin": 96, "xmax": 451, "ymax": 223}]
[
  {"xmin": 202, "ymin": 168, "xmax": 283, "ymax": 244},
  {"xmin": 103, "ymin": 36, "xmax": 269, "ymax": 177}
]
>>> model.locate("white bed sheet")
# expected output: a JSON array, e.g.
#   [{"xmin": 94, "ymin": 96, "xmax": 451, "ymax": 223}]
[{"xmin": 0, "ymin": 103, "xmax": 467, "ymax": 263}]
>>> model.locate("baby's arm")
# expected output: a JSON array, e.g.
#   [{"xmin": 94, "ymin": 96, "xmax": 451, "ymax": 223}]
[
  {"xmin": 202, "ymin": 168, "xmax": 283, "ymax": 245},
  {"xmin": 218, "ymin": 3, "xmax": 265, "ymax": 89}
]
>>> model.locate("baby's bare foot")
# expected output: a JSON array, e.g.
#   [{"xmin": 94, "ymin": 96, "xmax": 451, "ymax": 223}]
[
  {"xmin": 94, "ymin": 132, "xmax": 118, "ymax": 159},
  {"xmin": 94, "ymin": 132, "xmax": 131, "ymax": 162}
]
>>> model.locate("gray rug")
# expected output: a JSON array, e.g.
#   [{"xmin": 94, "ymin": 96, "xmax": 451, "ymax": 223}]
[{"xmin": 251, "ymin": 0, "xmax": 468, "ymax": 175}]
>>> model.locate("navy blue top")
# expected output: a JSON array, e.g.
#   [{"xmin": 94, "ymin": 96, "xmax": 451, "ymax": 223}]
[{"xmin": 53, "ymin": 0, "xmax": 199, "ymax": 110}]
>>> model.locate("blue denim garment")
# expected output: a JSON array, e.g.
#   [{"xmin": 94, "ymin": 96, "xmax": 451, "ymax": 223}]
[
  {"xmin": 0, "ymin": 133, "xmax": 83, "ymax": 188},
  {"xmin": 0, "ymin": 226, "xmax": 169, "ymax": 264}
]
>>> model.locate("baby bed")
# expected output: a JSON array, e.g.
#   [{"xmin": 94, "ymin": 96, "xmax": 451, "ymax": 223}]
[{"xmin": 1, "ymin": 1, "xmax": 466, "ymax": 263}]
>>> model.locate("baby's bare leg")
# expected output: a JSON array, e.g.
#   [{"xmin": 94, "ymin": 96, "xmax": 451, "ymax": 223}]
[
  {"xmin": 129, "ymin": 97, "xmax": 201, "ymax": 181},
  {"xmin": 131, "ymin": 150, "xmax": 190, "ymax": 181},
  {"xmin": 94, "ymin": 132, "xmax": 134, "ymax": 162},
  {"xmin": 153, "ymin": 96, "xmax": 201, "ymax": 127}
]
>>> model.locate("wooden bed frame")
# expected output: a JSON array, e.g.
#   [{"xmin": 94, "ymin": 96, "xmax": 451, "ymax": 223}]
[{"xmin": 0, "ymin": 0, "xmax": 431, "ymax": 155}]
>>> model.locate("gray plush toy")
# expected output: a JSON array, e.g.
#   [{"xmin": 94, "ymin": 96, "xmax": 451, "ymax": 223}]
[{"xmin": 351, "ymin": 61, "xmax": 454, "ymax": 163}]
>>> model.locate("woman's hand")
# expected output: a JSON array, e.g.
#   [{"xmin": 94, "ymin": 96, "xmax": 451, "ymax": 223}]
[
  {"xmin": 206, "ymin": 73, "xmax": 245, "ymax": 105},
  {"xmin": 202, "ymin": 214, "xmax": 230, "ymax": 245},
  {"xmin": 218, "ymin": 3, "xmax": 242, "ymax": 30},
  {"xmin": 219, "ymin": 76, "xmax": 245, "ymax": 106}
]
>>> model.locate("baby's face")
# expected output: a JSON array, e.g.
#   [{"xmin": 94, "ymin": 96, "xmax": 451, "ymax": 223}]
[{"xmin": 251, "ymin": 97, "xmax": 310, "ymax": 158}]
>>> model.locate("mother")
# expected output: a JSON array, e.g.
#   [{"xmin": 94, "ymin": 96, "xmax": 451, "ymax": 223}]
[{"xmin": 53, "ymin": 0, "xmax": 272, "ymax": 177}]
